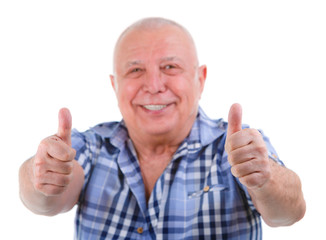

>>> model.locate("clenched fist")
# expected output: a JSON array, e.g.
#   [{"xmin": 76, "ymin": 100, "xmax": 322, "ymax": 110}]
[
  {"xmin": 225, "ymin": 104, "xmax": 271, "ymax": 190},
  {"xmin": 32, "ymin": 108, "xmax": 76, "ymax": 196}
]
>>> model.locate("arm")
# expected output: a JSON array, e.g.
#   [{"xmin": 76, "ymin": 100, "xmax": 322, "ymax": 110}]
[
  {"xmin": 225, "ymin": 104, "xmax": 306, "ymax": 227},
  {"xmin": 19, "ymin": 108, "xmax": 84, "ymax": 216},
  {"xmin": 247, "ymin": 159, "xmax": 305, "ymax": 227}
]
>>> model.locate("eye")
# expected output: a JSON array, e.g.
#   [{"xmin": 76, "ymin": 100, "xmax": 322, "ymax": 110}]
[
  {"xmin": 126, "ymin": 67, "xmax": 145, "ymax": 78},
  {"xmin": 164, "ymin": 65, "xmax": 175, "ymax": 70},
  {"xmin": 161, "ymin": 64, "xmax": 182, "ymax": 75},
  {"xmin": 131, "ymin": 68, "xmax": 143, "ymax": 73}
]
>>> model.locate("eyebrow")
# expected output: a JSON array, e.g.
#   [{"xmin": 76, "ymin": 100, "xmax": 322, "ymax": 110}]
[
  {"xmin": 126, "ymin": 60, "xmax": 144, "ymax": 67},
  {"xmin": 124, "ymin": 56, "xmax": 182, "ymax": 68},
  {"xmin": 160, "ymin": 56, "xmax": 180, "ymax": 62}
]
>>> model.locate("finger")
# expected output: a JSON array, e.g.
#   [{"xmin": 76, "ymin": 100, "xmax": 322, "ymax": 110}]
[
  {"xmin": 43, "ymin": 136, "xmax": 76, "ymax": 161},
  {"xmin": 238, "ymin": 171, "xmax": 270, "ymax": 189},
  {"xmin": 35, "ymin": 171, "xmax": 72, "ymax": 187},
  {"xmin": 226, "ymin": 128, "xmax": 263, "ymax": 152},
  {"xmin": 231, "ymin": 158, "xmax": 268, "ymax": 178},
  {"xmin": 34, "ymin": 184, "xmax": 66, "ymax": 196},
  {"xmin": 57, "ymin": 108, "xmax": 72, "ymax": 146},
  {"xmin": 45, "ymin": 157, "xmax": 74, "ymax": 174},
  {"xmin": 227, "ymin": 141, "xmax": 257, "ymax": 166},
  {"xmin": 227, "ymin": 103, "xmax": 242, "ymax": 138},
  {"xmin": 34, "ymin": 155, "xmax": 73, "ymax": 176}
]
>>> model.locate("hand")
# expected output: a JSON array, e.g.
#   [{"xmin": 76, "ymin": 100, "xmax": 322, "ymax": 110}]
[
  {"xmin": 33, "ymin": 108, "xmax": 76, "ymax": 196},
  {"xmin": 225, "ymin": 103, "xmax": 271, "ymax": 190}
]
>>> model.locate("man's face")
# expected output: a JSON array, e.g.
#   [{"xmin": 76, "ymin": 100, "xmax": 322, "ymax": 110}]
[{"xmin": 111, "ymin": 25, "xmax": 207, "ymax": 139}]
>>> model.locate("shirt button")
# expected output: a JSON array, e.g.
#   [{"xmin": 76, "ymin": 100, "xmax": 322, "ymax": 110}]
[
  {"xmin": 137, "ymin": 227, "xmax": 143, "ymax": 234},
  {"xmin": 203, "ymin": 185, "xmax": 210, "ymax": 192}
]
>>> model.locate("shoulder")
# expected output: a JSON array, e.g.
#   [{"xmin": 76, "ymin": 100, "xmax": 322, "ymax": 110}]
[
  {"xmin": 71, "ymin": 121, "xmax": 126, "ymax": 149},
  {"xmin": 196, "ymin": 107, "xmax": 228, "ymax": 146}
]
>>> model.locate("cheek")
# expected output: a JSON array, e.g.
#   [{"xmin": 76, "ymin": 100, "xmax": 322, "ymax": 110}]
[
  {"xmin": 170, "ymin": 78, "xmax": 201, "ymax": 102},
  {"xmin": 117, "ymin": 80, "xmax": 140, "ymax": 104}
]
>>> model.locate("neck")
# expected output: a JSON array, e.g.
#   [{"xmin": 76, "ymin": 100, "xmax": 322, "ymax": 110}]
[
  {"xmin": 141, "ymin": 140, "xmax": 179, "ymax": 160},
  {"xmin": 129, "ymin": 130, "xmax": 183, "ymax": 162},
  {"xmin": 128, "ymin": 119, "xmax": 195, "ymax": 162}
]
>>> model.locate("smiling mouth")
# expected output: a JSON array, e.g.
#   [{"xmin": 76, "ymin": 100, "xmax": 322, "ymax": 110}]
[{"xmin": 143, "ymin": 104, "xmax": 167, "ymax": 111}]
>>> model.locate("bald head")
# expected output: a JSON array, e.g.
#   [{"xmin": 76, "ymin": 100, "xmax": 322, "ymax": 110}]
[
  {"xmin": 117, "ymin": 17, "xmax": 193, "ymax": 42},
  {"xmin": 112, "ymin": 17, "xmax": 198, "ymax": 73}
]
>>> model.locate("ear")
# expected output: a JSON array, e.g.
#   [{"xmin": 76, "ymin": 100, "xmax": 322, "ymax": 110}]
[
  {"xmin": 110, "ymin": 74, "xmax": 117, "ymax": 92},
  {"xmin": 198, "ymin": 65, "xmax": 207, "ymax": 97}
]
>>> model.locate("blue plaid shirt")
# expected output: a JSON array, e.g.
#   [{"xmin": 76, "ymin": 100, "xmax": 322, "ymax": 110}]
[{"xmin": 72, "ymin": 107, "xmax": 282, "ymax": 240}]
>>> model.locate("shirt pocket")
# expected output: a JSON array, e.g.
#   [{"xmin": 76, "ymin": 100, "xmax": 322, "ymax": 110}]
[{"xmin": 187, "ymin": 184, "xmax": 228, "ymax": 199}]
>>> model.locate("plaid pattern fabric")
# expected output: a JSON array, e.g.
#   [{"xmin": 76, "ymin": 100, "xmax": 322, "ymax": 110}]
[{"xmin": 72, "ymin": 107, "xmax": 282, "ymax": 240}]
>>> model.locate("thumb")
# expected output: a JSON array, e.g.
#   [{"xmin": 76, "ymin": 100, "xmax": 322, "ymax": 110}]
[
  {"xmin": 227, "ymin": 103, "xmax": 242, "ymax": 137},
  {"xmin": 57, "ymin": 108, "xmax": 72, "ymax": 146}
]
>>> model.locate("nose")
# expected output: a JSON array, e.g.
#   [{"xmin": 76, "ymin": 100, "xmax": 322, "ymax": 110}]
[{"xmin": 143, "ymin": 68, "xmax": 166, "ymax": 94}]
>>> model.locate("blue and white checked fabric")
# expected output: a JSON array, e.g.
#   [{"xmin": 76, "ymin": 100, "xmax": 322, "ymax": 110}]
[{"xmin": 71, "ymin": 107, "xmax": 282, "ymax": 240}]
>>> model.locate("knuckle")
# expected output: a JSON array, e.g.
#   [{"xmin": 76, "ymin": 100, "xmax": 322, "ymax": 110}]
[
  {"xmin": 261, "ymin": 161, "xmax": 271, "ymax": 176},
  {"xmin": 62, "ymin": 151, "xmax": 71, "ymax": 160},
  {"xmin": 44, "ymin": 186, "xmax": 65, "ymax": 196},
  {"xmin": 33, "ymin": 157, "xmax": 49, "ymax": 176},
  {"xmin": 34, "ymin": 181, "xmax": 44, "ymax": 192},
  {"xmin": 227, "ymin": 154, "xmax": 235, "ymax": 166},
  {"xmin": 61, "ymin": 148, "xmax": 75, "ymax": 161},
  {"xmin": 256, "ymin": 144, "xmax": 267, "ymax": 155},
  {"xmin": 58, "ymin": 174, "xmax": 70, "ymax": 186},
  {"xmin": 34, "ymin": 168, "xmax": 42, "ymax": 178},
  {"xmin": 50, "ymin": 188, "xmax": 64, "ymax": 196},
  {"xmin": 38, "ymin": 139, "xmax": 47, "ymax": 149},
  {"xmin": 250, "ymin": 129, "xmax": 261, "ymax": 137},
  {"xmin": 261, "ymin": 157, "xmax": 270, "ymax": 168},
  {"xmin": 231, "ymin": 166, "xmax": 239, "ymax": 177},
  {"xmin": 34, "ymin": 169, "xmax": 46, "ymax": 183},
  {"xmin": 245, "ymin": 173, "xmax": 269, "ymax": 189},
  {"xmin": 224, "ymin": 142, "xmax": 231, "ymax": 153},
  {"xmin": 264, "ymin": 169, "xmax": 271, "ymax": 180},
  {"xmin": 33, "ymin": 164, "xmax": 44, "ymax": 178},
  {"xmin": 38, "ymin": 137, "xmax": 51, "ymax": 150},
  {"xmin": 34, "ymin": 155, "xmax": 45, "ymax": 166},
  {"xmin": 246, "ymin": 175, "xmax": 260, "ymax": 188},
  {"xmin": 63, "ymin": 162, "xmax": 73, "ymax": 174},
  {"xmin": 246, "ymin": 129, "xmax": 261, "ymax": 141},
  {"xmin": 33, "ymin": 157, "xmax": 42, "ymax": 169},
  {"xmin": 71, "ymin": 148, "xmax": 76, "ymax": 159}
]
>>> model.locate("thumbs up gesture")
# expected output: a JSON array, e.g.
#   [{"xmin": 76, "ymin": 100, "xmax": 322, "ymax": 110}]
[
  {"xmin": 33, "ymin": 108, "xmax": 76, "ymax": 196},
  {"xmin": 225, "ymin": 104, "xmax": 271, "ymax": 190}
]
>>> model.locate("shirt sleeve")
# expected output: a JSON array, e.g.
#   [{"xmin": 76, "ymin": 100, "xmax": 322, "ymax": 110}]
[
  {"xmin": 259, "ymin": 129, "xmax": 284, "ymax": 166},
  {"xmin": 71, "ymin": 128, "xmax": 100, "ymax": 204}
]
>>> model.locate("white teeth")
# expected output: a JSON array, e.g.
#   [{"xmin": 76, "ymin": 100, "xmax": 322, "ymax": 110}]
[{"xmin": 143, "ymin": 104, "xmax": 167, "ymax": 111}]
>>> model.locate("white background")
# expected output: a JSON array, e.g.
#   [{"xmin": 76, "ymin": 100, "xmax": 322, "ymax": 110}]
[{"xmin": 1, "ymin": 0, "xmax": 325, "ymax": 239}]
